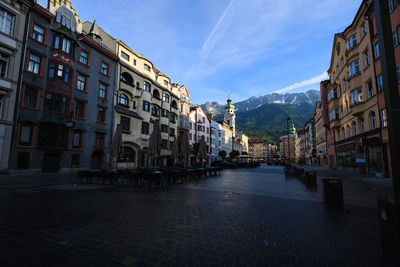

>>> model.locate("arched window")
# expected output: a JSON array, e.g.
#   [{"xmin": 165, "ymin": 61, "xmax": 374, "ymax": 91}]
[
  {"xmin": 118, "ymin": 146, "xmax": 135, "ymax": 162},
  {"xmin": 360, "ymin": 118, "xmax": 365, "ymax": 133},
  {"xmin": 171, "ymin": 100, "xmax": 177, "ymax": 109},
  {"xmin": 118, "ymin": 93, "xmax": 129, "ymax": 106},
  {"xmin": 370, "ymin": 111, "xmax": 376, "ymax": 129},
  {"xmin": 347, "ymin": 126, "xmax": 351, "ymax": 138},
  {"xmin": 151, "ymin": 106, "xmax": 158, "ymax": 116},
  {"xmin": 342, "ymin": 127, "xmax": 346, "ymax": 139},
  {"xmin": 17, "ymin": 152, "xmax": 30, "ymax": 169},
  {"xmin": 153, "ymin": 89, "xmax": 160, "ymax": 99},
  {"xmin": 352, "ymin": 121, "xmax": 357, "ymax": 136},
  {"xmin": 120, "ymin": 72, "xmax": 133, "ymax": 85}
]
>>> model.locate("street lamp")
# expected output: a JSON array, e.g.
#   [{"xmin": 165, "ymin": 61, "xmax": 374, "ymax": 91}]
[{"xmin": 287, "ymin": 117, "xmax": 291, "ymax": 165}]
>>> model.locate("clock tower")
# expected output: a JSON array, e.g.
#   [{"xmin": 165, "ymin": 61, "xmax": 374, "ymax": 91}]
[{"xmin": 224, "ymin": 93, "xmax": 236, "ymax": 133}]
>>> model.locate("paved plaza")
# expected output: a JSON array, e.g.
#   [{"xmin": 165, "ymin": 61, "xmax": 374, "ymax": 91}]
[{"xmin": 0, "ymin": 165, "xmax": 397, "ymax": 266}]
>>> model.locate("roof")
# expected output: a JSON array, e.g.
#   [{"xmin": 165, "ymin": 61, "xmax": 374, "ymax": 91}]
[
  {"xmin": 114, "ymin": 106, "xmax": 143, "ymax": 120},
  {"xmin": 248, "ymin": 139, "xmax": 265, "ymax": 143}
]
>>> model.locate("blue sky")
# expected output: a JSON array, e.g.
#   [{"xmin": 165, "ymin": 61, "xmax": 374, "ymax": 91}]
[{"xmin": 38, "ymin": 0, "xmax": 361, "ymax": 104}]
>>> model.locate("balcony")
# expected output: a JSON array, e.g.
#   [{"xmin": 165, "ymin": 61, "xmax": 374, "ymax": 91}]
[
  {"xmin": 330, "ymin": 119, "xmax": 341, "ymax": 129},
  {"xmin": 351, "ymin": 102, "xmax": 365, "ymax": 116}
]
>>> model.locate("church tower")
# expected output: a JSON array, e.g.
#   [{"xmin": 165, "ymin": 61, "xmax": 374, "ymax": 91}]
[{"xmin": 224, "ymin": 93, "xmax": 236, "ymax": 133}]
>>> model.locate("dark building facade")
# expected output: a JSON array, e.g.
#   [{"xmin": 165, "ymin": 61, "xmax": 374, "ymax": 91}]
[{"xmin": 9, "ymin": 1, "xmax": 117, "ymax": 172}]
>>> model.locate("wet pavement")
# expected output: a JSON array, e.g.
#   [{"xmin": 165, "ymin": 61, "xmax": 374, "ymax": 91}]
[{"xmin": 0, "ymin": 165, "xmax": 396, "ymax": 266}]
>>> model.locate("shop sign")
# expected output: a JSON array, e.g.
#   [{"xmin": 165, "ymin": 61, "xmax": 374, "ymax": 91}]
[{"xmin": 355, "ymin": 153, "xmax": 365, "ymax": 167}]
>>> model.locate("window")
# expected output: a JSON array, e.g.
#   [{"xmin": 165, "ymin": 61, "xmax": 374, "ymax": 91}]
[
  {"xmin": 393, "ymin": 29, "xmax": 399, "ymax": 47},
  {"xmin": 144, "ymin": 82, "xmax": 151, "ymax": 92},
  {"xmin": 343, "ymin": 80, "xmax": 347, "ymax": 92},
  {"xmin": 327, "ymin": 88, "xmax": 337, "ymax": 102},
  {"xmin": 100, "ymin": 62, "xmax": 109, "ymax": 76},
  {"xmin": 0, "ymin": 8, "xmax": 14, "ymax": 36},
  {"xmin": 340, "ymin": 58, "xmax": 344, "ymax": 68},
  {"xmin": 161, "ymin": 139, "xmax": 168, "ymax": 149},
  {"xmin": 44, "ymin": 93, "xmax": 69, "ymax": 114},
  {"xmin": 48, "ymin": 62, "xmax": 71, "ymax": 83},
  {"xmin": 377, "ymin": 75, "xmax": 383, "ymax": 92},
  {"xmin": 346, "ymin": 34, "xmax": 357, "ymax": 50},
  {"xmin": 99, "ymin": 83, "xmax": 107, "ymax": 99},
  {"xmin": 163, "ymin": 93, "xmax": 169, "ymax": 103},
  {"xmin": 380, "ymin": 109, "xmax": 388, "ymax": 127},
  {"xmin": 189, "ymin": 122, "xmax": 192, "ymax": 129},
  {"xmin": 171, "ymin": 100, "xmax": 177, "ymax": 109},
  {"xmin": 19, "ymin": 123, "xmax": 34, "ymax": 146},
  {"xmin": 79, "ymin": 50, "xmax": 88, "ymax": 65},
  {"xmin": 329, "ymin": 109, "xmax": 338, "ymax": 121},
  {"xmin": 367, "ymin": 81, "xmax": 374, "ymax": 98},
  {"xmin": 55, "ymin": 6, "xmax": 76, "ymax": 31},
  {"xmin": 360, "ymin": 118, "xmax": 365, "ymax": 133},
  {"xmin": 74, "ymin": 100, "xmax": 85, "ymax": 119},
  {"xmin": 161, "ymin": 124, "xmax": 169, "ymax": 133},
  {"xmin": 32, "ymin": 24, "xmax": 45, "ymax": 43},
  {"xmin": 0, "ymin": 52, "xmax": 8, "ymax": 78},
  {"xmin": 118, "ymin": 93, "xmax": 129, "ymax": 106},
  {"xmin": 153, "ymin": 89, "xmax": 160, "ymax": 99},
  {"xmin": 120, "ymin": 72, "xmax": 133, "ymax": 85},
  {"xmin": 118, "ymin": 147, "xmax": 135, "ymax": 162},
  {"xmin": 170, "ymin": 114, "xmax": 176, "ymax": 123},
  {"xmin": 364, "ymin": 50, "xmax": 370, "ymax": 67},
  {"xmin": 133, "ymin": 59, "xmax": 137, "ymax": 65},
  {"xmin": 72, "ymin": 131, "xmax": 82, "ymax": 148},
  {"xmin": 361, "ymin": 23, "xmax": 366, "ymax": 37},
  {"xmin": 350, "ymin": 88, "xmax": 363, "ymax": 106},
  {"xmin": 23, "ymin": 87, "xmax": 39, "ymax": 108},
  {"xmin": 342, "ymin": 127, "xmax": 346, "ymax": 139},
  {"xmin": 352, "ymin": 122, "xmax": 357, "ymax": 136},
  {"xmin": 347, "ymin": 126, "xmax": 351, "ymax": 138},
  {"xmin": 53, "ymin": 35, "xmax": 72, "ymax": 54},
  {"xmin": 97, "ymin": 107, "xmax": 106, "ymax": 123},
  {"xmin": 170, "ymin": 127, "xmax": 175, "ymax": 137},
  {"xmin": 76, "ymin": 74, "xmax": 87, "ymax": 91},
  {"xmin": 71, "ymin": 154, "xmax": 80, "ymax": 168},
  {"xmin": 348, "ymin": 59, "xmax": 360, "ymax": 78},
  {"xmin": 143, "ymin": 101, "xmax": 150, "ymax": 112},
  {"xmin": 121, "ymin": 51, "xmax": 130, "ymax": 61},
  {"xmin": 95, "ymin": 132, "xmax": 105, "ymax": 147},
  {"xmin": 27, "ymin": 53, "xmax": 41, "ymax": 74},
  {"xmin": 198, "ymin": 125, "xmax": 202, "ymax": 131},
  {"xmin": 164, "ymin": 80, "xmax": 168, "ymax": 85},
  {"xmin": 141, "ymin": 121, "xmax": 149, "ymax": 134},
  {"xmin": 120, "ymin": 116, "xmax": 130, "ymax": 131},
  {"xmin": 397, "ymin": 65, "xmax": 400, "ymax": 83},
  {"xmin": 370, "ymin": 112, "xmax": 376, "ymax": 129},
  {"xmin": 374, "ymin": 43, "xmax": 380, "ymax": 59},
  {"xmin": 144, "ymin": 64, "xmax": 150, "ymax": 71},
  {"xmin": 151, "ymin": 106, "xmax": 158, "ymax": 116},
  {"xmin": 162, "ymin": 109, "xmax": 169, "ymax": 117}
]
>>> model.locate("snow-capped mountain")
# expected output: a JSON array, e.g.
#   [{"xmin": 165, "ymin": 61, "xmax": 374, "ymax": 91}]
[{"xmin": 200, "ymin": 90, "xmax": 320, "ymax": 116}]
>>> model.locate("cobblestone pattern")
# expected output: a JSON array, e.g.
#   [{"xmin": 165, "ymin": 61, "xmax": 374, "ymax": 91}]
[{"xmin": 0, "ymin": 187, "xmax": 395, "ymax": 266}]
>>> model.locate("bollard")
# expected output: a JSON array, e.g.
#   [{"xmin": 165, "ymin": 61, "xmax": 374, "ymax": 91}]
[
  {"xmin": 322, "ymin": 178, "xmax": 343, "ymax": 206},
  {"xmin": 305, "ymin": 172, "xmax": 317, "ymax": 188}
]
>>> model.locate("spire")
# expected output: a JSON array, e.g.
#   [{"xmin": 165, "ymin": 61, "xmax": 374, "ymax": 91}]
[
  {"xmin": 88, "ymin": 19, "xmax": 102, "ymax": 41},
  {"xmin": 290, "ymin": 123, "xmax": 296, "ymax": 134}
]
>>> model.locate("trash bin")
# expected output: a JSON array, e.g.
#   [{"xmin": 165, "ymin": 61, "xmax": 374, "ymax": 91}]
[
  {"xmin": 378, "ymin": 198, "xmax": 400, "ymax": 259},
  {"xmin": 295, "ymin": 168, "xmax": 304, "ymax": 178},
  {"xmin": 322, "ymin": 178, "xmax": 343, "ymax": 206},
  {"xmin": 305, "ymin": 172, "xmax": 317, "ymax": 188}
]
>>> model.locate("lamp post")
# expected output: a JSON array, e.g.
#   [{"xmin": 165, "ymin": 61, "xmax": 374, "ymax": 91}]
[{"xmin": 287, "ymin": 117, "xmax": 291, "ymax": 164}]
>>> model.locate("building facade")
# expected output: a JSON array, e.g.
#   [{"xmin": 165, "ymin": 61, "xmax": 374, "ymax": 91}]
[
  {"xmin": 249, "ymin": 138, "xmax": 267, "ymax": 159},
  {"xmin": 314, "ymin": 101, "xmax": 328, "ymax": 166},
  {"xmin": 327, "ymin": 0, "xmax": 387, "ymax": 175},
  {"xmin": 9, "ymin": 1, "xmax": 118, "ymax": 172},
  {"xmin": 0, "ymin": 0, "xmax": 33, "ymax": 172}
]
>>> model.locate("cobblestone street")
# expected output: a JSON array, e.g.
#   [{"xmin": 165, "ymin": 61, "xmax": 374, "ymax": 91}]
[{"xmin": 0, "ymin": 165, "xmax": 396, "ymax": 266}]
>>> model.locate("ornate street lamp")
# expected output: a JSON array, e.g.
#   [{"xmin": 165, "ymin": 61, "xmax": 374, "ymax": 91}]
[{"xmin": 287, "ymin": 117, "xmax": 291, "ymax": 164}]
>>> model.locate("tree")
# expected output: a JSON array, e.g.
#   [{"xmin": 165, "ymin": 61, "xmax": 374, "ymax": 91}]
[
  {"xmin": 218, "ymin": 150, "xmax": 227, "ymax": 160},
  {"xmin": 229, "ymin": 150, "xmax": 240, "ymax": 158},
  {"xmin": 192, "ymin": 143, "xmax": 200, "ymax": 156},
  {"xmin": 241, "ymin": 151, "xmax": 248, "ymax": 155}
]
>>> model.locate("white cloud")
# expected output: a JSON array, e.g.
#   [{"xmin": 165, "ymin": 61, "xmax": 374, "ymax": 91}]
[{"xmin": 273, "ymin": 72, "xmax": 329, "ymax": 94}]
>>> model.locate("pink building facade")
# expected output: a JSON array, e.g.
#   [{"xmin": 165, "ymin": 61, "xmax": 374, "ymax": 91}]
[
  {"xmin": 188, "ymin": 106, "xmax": 210, "ymax": 164},
  {"xmin": 320, "ymin": 80, "xmax": 337, "ymax": 168}
]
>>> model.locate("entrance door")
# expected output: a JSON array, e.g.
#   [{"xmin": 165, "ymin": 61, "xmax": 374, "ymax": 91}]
[
  {"xmin": 91, "ymin": 151, "xmax": 105, "ymax": 170},
  {"xmin": 42, "ymin": 153, "xmax": 60, "ymax": 172}
]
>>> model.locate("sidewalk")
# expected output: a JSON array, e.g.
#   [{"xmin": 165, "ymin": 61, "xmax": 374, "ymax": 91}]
[
  {"xmin": 0, "ymin": 172, "xmax": 77, "ymax": 191},
  {"xmin": 291, "ymin": 164, "xmax": 394, "ymax": 208}
]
